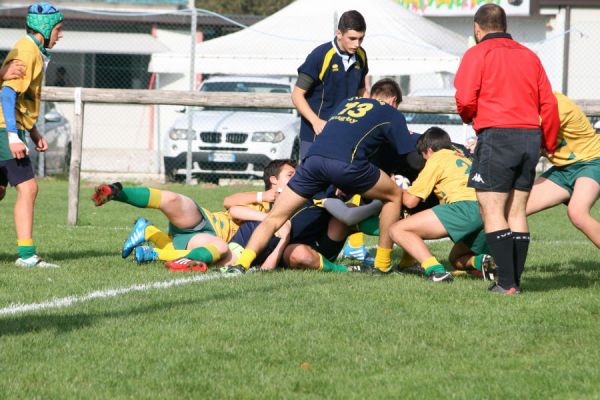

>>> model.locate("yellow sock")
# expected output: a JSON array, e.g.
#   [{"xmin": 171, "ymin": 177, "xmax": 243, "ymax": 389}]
[
  {"xmin": 17, "ymin": 239, "xmax": 33, "ymax": 247},
  {"xmin": 148, "ymin": 188, "xmax": 162, "ymax": 209},
  {"xmin": 236, "ymin": 248, "xmax": 257, "ymax": 270},
  {"xmin": 144, "ymin": 225, "xmax": 172, "ymax": 249},
  {"xmin": 421, "ymin": 256, "xmax": 441, "ymax": 270},
  {"xmin": 398, "ymin": 250, "xmax": 417, "ymax": 268},
  {"xmin": 347, "ymin": 232, "xmax": 364, "ymax": 248},
  {"xmin": 468, "ymin": 256, "xmax": 476, "ymax": 270},
  {"xmin": 155, "ymin": 248, "xmax": 190, "ymax": 261},
  {"xmin": 374, "ymin": 246, "xmax": 392, "ymax": 271}
]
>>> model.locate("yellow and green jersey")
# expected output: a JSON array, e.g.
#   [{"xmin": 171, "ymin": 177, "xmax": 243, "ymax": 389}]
[
  {"xmin": 200, "ymin": 202, "xmax": 271, "ymax": 242},
  {"xmin": 550, "ymin": 92, "xmax": 600, "ymax": 166},
  {"xmin": 407, "ymin": 149, "xmax": 476, "ymax": 204},
  {"xmin": 0, "ymin": 35, "xmax": 45, "ymax": 131}
]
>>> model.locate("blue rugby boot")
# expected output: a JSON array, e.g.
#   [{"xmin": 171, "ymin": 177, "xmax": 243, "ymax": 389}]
[
  {"xmin": 134, "ymin": 246, "xmax": 159, "ymax": 264},
  {"xmin": 122, "ymin": 218, "xmax": 151, "ymax": 258}
]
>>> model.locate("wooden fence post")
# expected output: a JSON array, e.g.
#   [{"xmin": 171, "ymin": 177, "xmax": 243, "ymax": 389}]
[{"xmin": 67, "ymin": 87, "xmax": 84, "ymax": 226}]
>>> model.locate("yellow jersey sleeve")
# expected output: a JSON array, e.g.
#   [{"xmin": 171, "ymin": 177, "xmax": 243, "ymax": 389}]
[{"xmin": 550, "ymin": 92, "xmax": 600, "ymax": 166}]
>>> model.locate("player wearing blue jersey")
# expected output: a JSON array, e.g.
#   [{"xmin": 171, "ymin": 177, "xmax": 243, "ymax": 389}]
[
  {"xmin": 292, "ymin": 10, "xmax": 369, "ymax": 159},
  {"xmin": 223, "ymin": 79, "xmax": 417, "ymax": 275}
]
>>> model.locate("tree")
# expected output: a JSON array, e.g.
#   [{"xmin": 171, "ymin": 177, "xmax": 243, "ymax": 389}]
[{"xmin": 195, "ymin": 0, "xmax": 294, "ymax": 16}]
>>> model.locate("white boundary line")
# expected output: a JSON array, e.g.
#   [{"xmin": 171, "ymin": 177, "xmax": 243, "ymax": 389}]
[{"xmin": 0, "ymin": 273, "xmax": 232, "ymax": 317}]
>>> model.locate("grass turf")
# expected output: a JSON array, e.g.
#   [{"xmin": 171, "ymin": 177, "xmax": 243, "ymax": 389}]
[{"xmin": 0, "ymin": 179, "xmax": 598, "ymax": 399}]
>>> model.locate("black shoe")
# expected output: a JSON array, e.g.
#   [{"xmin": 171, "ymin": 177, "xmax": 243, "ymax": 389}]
[
  {"xmin": 355, "ymin": 265, "xmax": 395, "ymax": 275},
  {"xmin": 488, "ymin": 282, "xmax": 519, "ymax": 295},
  {"xmin": 92, "ymin": 182, "xmax": 122, "ymax": 206},
  {"xmin": 427, "ymin": 271, "xmax": 454, "ymax": 283},
  {"xmin": 396, "ymin": 263, "xmax": 425, "ymax": 276}
]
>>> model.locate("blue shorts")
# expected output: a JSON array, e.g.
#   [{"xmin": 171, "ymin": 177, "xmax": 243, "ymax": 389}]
[
  {"xmin": 0, "ymin": 157, "xmax": 35, "ymax": 186},
  {"xmin": 230, "ymin": 221, "xmax": 280, "ymax": 265},
  {"xmin": 288, "ymin": 155, "xmax": 380, "ymax": 199}
]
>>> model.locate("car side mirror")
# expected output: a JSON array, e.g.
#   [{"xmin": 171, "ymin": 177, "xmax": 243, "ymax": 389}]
[{"xmin": 44, "ymin": 111, "xmax": 62, "ymax": 123}]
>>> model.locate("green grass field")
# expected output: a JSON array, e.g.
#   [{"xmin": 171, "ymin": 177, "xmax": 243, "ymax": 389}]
[{"xmin": 0, "ymin": 179, "xmax": 598, "ymax": 399}]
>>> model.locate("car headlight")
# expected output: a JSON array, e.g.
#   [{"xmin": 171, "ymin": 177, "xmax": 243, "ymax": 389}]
[
  {"xmin": 169, "ymin": 128, "xmax": 196, "ymax": 140},
  {"xmin": 251, "ymin": 131, "xmax": 285, "ymax": 143}
]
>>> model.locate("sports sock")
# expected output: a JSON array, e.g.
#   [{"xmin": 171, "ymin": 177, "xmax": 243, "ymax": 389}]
[
  {"xmin": 485, "ymin": 229, "xmax": 515, "ymax": 289},
  {"xmin": 357, "ymin": 216, "xmax": 380, "ymax": 236},
  {"xmin": 144, "ymin": 225, "xmax": 172, "ymax": 249},
  {"xmin": 398, "ymin": 250, "xmax": 417, "ymax": 268},
  {"xmin": 236, "ymin": 248, "xmax": 257, "ymax": 270},
  {"xmin": 115, "ymin": 187, "xmax": 162, "ymax": 209},
  {"xmin": 186, "ymin": 244, "xmax": 221, "ymax": 264},
  {"xmin": 17, "ymin": 238, "xmax": 35, "ymax": 259},
  {"xmin": 319, "ymin": 253, "xmax": 349, "ymax": 272},
  {"xmin": 156, "ymin": 244, "xmax": 221, "ymax": 263},
  {"xmin": 421, "ymin": 256, "xmax": 446, "ymax": 276},
  {"xmin": 512, "ymin": 232, "xmax": 530, "ymax": 287},
  {"xmin": 374, "ymin": 246, "xmax": 392, "ymax": 272},
  {"xmin": 472, "ymin": 255, "xmax": 482, "ymax": 271},
  {"xmin": 347, "ymin": 232, "xmax": 364, "ymax": 248}
]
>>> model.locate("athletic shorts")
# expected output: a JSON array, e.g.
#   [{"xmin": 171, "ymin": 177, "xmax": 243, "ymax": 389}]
[
  {"xmin": 288, "ymin": 205, "xmax": 344, "ymax": 261},
  {"xmin": 432, "ymin": 200, "xmax": 489, "ymax": 255},
  {"xmin": 0, "ymin": 157, "xmax": 35, "ymax": 186},
  {"xmin": 168, "ymin": 205, "xmax": 215, "ymax": 250},
  {"xmin": 468, "ymin": 128, "xmax": 541, "ymax": 192},
  {"xmin": 230, "ymin": 221, "xmax": 280, "ymax": 265},
  {"xmin": 0, "ymin": 167, "xmax": 7, "ymax": 187},
  {"xmin": 541, "ymin": 157, "xmax": 600, "ymax": 195},
  {"xmin": 288, "ymin": 155, "xmax": 380, "ymax": 199}
]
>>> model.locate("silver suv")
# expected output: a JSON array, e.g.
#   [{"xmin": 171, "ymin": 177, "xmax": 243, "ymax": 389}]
[{"xmin": 162, "ymin": 76, "xmax": 300, "ymax": 182}]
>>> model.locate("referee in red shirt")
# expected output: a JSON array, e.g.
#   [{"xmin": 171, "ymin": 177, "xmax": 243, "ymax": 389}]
[{"xmin": 454, "ymin": 4, "xmax": 560, "ymax": 294}]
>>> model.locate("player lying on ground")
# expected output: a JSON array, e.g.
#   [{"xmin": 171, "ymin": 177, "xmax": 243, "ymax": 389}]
[
  {"xmin": 526, "ymin": 92, "xmax": 600, "ymax": 248},
  {"xmin": 388, "ymin": 127, "xmax": 496, "ymax": 283},
  {"xmin": 223, "ymin": 78, "xmax": 417, "ymax": 275},
  {"xmin": 91, "ymin": 159, "xmax": 296, "ymax": 266}
]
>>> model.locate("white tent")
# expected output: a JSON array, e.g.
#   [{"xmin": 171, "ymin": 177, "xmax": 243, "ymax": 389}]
[{"xmin": 150, "ymin": 0, "xmax": 468, "ymax": 76}]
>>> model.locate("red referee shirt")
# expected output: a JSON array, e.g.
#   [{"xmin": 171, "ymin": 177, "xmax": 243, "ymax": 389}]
[{"xmin": 454, "ymin": 32, "xmax": 560, "ymax": 154}]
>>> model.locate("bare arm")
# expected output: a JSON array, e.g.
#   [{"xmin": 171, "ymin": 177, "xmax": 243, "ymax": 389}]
[
  {"xmin": 0, "ymin": 60, "xmax": 25, "ymax": 83},
  {"xmin": 228, "ymin": 205, "xmax": 267, "ymax": 223},
  {"xmin": 402, "ymin": 190, "xmax": 422, "ymax": 209},
  {"xmin": 223, "ymin": 187, "xmax": 277, "ymax": 209},
  {"xmin": 292, "ymin": 86, "xmax": 326, "ymax": 135}
]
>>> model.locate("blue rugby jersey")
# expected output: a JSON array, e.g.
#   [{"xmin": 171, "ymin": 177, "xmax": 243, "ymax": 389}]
[
  {"xmin": 297, "ymin": 39, "xmax": 368, "ymax": 143},
  {"xmin": 306, "ymin": 97, "xmax": 416, "ymax": 165}
]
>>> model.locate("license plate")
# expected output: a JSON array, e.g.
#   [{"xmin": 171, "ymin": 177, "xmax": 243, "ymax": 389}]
[{"xmin": 208, "ymin": 152, "xmax": 236, "ymax": 162}]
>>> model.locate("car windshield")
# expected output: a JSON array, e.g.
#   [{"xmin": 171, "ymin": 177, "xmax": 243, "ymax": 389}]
[
  {"xmin": 199, "ymin": 81, "xmax": 293, "ymax": 114},
  {"xmin": 405, "ymin": 113, "xmax": 464, "ymax": 125}
]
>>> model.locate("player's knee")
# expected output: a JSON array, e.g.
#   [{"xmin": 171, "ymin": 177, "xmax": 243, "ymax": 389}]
[
  {"xmin": 287, "ymin": 246, "xmax": 316, "ymax": 269},
  {"xmin": 17, "ymin": 179, "xmax": 38, "ymax": 199},
  {"xmin": 567, "ymin": 206, "xmax": 589, "ymax": 230},
  {"xmin": 388, "ymin": 222, "xmax": 406, "ymax": 244}
]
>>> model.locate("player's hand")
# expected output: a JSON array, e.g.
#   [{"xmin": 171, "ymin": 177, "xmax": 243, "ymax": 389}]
[
  {"xmin": 274, "ymin": 220, "xmax": 291, "ymax": 239},
  {"xmin": 29, "ymin": 129, "xmax": 48, "ymax": 152},
  {"xmin": 0, "ymin": 59, "xmax": 26, "ymax": 81},
  {"xmin": 312, "ymin": 118, "xmax": 327, "ymax": 135},
  {"xmin": 9, "ymin": 141, "xmax": 28, "ymax": 159},
  {"xmin": 263, "ymin": 187, "xmax": 278, "ymax": 203}
]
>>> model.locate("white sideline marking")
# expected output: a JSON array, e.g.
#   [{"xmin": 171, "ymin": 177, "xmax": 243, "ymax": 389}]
[{"xmin": 0, "ymin": 273, "xmax": 232, "ymax": 317}]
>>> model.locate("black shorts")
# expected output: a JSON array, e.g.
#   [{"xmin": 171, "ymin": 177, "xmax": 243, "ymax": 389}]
[
  {"xmin": 288, "ymin": 155, "xmax": 381, "ymax": 199},
  {"xmin": 468, "ymin": 128, "xmax": 541, "ymax": 192},
  {"xmin": 230, "ymin": 221, "xmax": 281, "ymax": 265},
  {"xmin": 0, "ymin": 157, "xmax": 35, "ymax": 186}
]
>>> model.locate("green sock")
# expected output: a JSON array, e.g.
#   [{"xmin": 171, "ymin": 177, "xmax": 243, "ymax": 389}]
[
  {"xmin": 424, "ymin": 264, "xmax": 447, "ymax": 276},
  {"xmin": 357, "ymin": 216, "xmax": 380, "ymax": 236},
  {"xmin": 115, "ymin": 187, "xmax": 161, "ymax": 209},
  {"xmin": 186, "ymin": 244, "xmax": 221, "ymax": 264},
  {"xmin": 320, "ymin": 254, "xmax": 348, "ymax": 273},
  {"xmin": 18, "ymin": 245, "xmax": 36, "ymax": 259}
]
